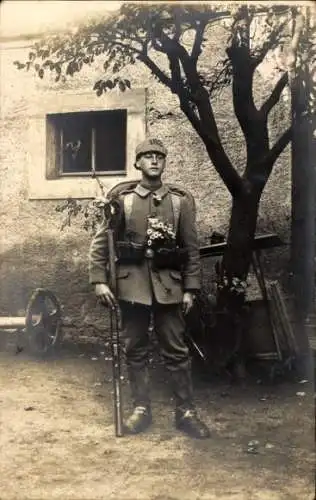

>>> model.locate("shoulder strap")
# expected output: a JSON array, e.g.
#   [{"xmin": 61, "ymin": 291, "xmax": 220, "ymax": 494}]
[
  {"xmin": 107, "ymin": 179, "xmax": 139, "ymax": 200},
  {"xmin": 123, "ymin": 192, "xmax": 135, "ymax": 230},
  {"xmin": 170, "ymin": 193, "xmax": 181, "ymax": 230},
  {"xmin": 167, "ymin": 184, "xmax": 196, "ymax": 215}
]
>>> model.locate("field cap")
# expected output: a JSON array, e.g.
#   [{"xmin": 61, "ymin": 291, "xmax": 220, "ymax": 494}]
[{"xmin": 135, "ymin": 138, "xmax": 168, "ymax": 158}]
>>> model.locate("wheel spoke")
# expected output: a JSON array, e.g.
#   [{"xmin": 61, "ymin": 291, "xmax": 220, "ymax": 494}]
[{"xmin": 25, "ymin": 289, "xmax": 62, "ymax": 353}]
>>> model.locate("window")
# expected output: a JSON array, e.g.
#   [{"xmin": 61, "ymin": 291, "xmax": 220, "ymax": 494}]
[
  {"xmin": 47, "ymin": 109, "xmax": 127, "ymax": 176},
  {"xmin": 28, "ymin": 88, "xmax": 146, "ymax": 200}
]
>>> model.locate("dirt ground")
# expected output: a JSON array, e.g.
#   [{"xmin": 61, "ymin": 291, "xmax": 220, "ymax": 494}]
[{"xmin": 0, "ymin": 335, "xmax": 315, "ymax": 500}]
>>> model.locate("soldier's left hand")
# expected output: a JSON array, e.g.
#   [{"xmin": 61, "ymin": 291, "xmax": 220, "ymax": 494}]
[{"xmin": 182, "ymin": 292, "xmax": 195, "ymax": 315}]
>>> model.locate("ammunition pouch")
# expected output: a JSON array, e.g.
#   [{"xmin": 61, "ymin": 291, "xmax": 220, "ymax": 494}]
[
  {"xmin": 116, "ymin": 241, "xmax": 144, "ymax": 264},
  {"xmin": 153, "ymin": 247, "xmax": 188, "ymax": 271},
  {"xmin": 116, "ymin": 241, "xmax": 188, "ymax": 271}
]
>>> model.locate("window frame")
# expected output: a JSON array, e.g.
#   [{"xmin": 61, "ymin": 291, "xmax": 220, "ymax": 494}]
[
  {"xmin": 27, "ymin": 88, "xmax": 146, "ymax": 200},
  {"xmin": 49, "ymin": 109, "xmax": 127, "ymax": 177}
]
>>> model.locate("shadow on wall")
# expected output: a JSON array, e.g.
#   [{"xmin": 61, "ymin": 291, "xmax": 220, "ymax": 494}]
[{"xmin": 0, "ymin": 235, "xmax": 108, "ymax": 339}]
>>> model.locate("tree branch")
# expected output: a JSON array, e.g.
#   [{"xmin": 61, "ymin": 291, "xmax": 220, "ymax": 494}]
[
  {"xmin": 171, "ymin": 40, "xmax": 222, "ymax": 143},
  {"xmin": 247, "ymin": 125, "xmax": 292, "ymax": 188},
  {"xmin": 252, "ymin": 126, "xmax": 292, "ymax": 177},
  {"xmin": 180, "ymin": 101, "xmax": 204, "ymax": 138},
  {"xmin": 191, "ymin": 20, "xmax": 207, "ymax": 64},
  {"xmin": 110, "ymin": 40, "xmax": 142, "ymax": 55},
  {"xmin": 260, "ymin": 72, "xmax": 288, "ymax": 116},
  {"xmin": 204, "ymin": 142, "xmax": 245, "ymax": 197},
  {"xmin": 137, "ymin": 53, "xmax": 173, "ymax": 89},
  {"xmin": 179, "ymin": 96, "xmax": 245, "ymax": 197},
  {"xmin": 227, "ymin": 8, "xmax": 260, "ymax": 137},
  {"xmin": 173, "ymin": 8, "xmax": 181, "ymax": 42},
  {"xmin": 169, "ymin": 53, "xmax": 184, "ymax": 93},
  {"xmin": 267, "ymin": 126, "xmax": 292, "ymax": 165},
  {"xmin": 171, "ymin": 42, "xmax": 244, "ymax": 196},
  {"xmin": 147, "ymin": 21, "xmax": 244, "ymax": 197},
  {"xmin": 168, "ymin": 55, "xmax": 205, "ymax": 137},
  {"xmin": 229, "ymin": 50, "xmax": 259, "ymax": 141}
]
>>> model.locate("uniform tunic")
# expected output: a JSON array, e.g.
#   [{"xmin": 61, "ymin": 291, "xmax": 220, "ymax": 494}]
[{"xmin": 88, "ymin": 183, "xmax": 201, "ymax": 304}]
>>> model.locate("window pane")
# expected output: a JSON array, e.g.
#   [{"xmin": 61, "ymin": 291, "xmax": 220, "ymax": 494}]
[
  {"xmin": 47, "ymin": 110, "xmax": 127, "ymax": 175},
  {"xmin": 94, "ymin": 110, "xmax": 126, "ymax": 172},
  {"xmin": 60, "ymin": 114, "xmax": 92, "ymax": 173}
]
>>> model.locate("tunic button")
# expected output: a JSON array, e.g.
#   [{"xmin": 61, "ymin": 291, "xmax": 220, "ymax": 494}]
[{"xmin": 145, "ymin": 248, "xmax": 154, "ymax": 258}]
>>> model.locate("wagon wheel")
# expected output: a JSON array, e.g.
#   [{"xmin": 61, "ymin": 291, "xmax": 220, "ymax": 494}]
[{"xmin": 25, "ymin": 288, "xmax": 63, "ymax": 354}]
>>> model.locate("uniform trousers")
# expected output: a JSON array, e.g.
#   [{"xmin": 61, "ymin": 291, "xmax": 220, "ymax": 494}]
[{"xmin": 120, "ymin": 299, "xmax": 194, "ymax": 411}]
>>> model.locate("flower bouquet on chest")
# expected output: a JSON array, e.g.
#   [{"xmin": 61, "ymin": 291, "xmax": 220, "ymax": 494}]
[
  {"xmin": 145, "ymin": 216, "xmax": 187, "ymax": 270},
  {"xmin": 146, "ymin": 216, "xmax": 176, "ymax": 254}
]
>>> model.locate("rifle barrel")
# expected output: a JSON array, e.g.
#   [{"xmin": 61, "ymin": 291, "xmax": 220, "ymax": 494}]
[{"xmin": 107, "ymin": 228, "xmax": 124, "ymax": 437}]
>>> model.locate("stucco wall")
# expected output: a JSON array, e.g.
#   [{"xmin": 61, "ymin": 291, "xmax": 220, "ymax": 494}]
[{"xmin": 0, "ymin": 25, "xmax": 291, "ymax": 337}]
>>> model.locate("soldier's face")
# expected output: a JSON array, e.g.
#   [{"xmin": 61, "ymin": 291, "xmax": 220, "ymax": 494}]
[{"xmin": 136, "ymin": 152, "xmax": 166, "ymax": 179}]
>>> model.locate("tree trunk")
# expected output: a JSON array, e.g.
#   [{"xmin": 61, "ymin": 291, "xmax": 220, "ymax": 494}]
[
  {"xmin": 213, "ymin": 184, "xmax": 262, "ymax": 375},
  {"xmin": 222, "ymin": 185, "xmax": 261, "ymax": 282},
  {"xmin": 290, "ymin": 14, "xmax": 316, "ymax": 320}
]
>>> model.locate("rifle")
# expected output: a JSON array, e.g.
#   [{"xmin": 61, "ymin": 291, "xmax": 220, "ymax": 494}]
[{"xmin": 107, "ymin": 227, "xmax": 124, "ymax": 437}]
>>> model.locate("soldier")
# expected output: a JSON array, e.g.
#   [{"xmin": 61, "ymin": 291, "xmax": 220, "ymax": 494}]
[{"xmin": 89, "ymin": 138, "xmax": 210, "ymax": 439}]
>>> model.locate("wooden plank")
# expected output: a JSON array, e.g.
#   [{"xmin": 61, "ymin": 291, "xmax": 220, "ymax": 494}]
[
  {"xmin": 270, "ymin": 282, "xmax": 300, "ymax": 356},
  {"xmin": 0, "ymin": 317, "xmax": 25, "ymax": 328},
  {"xmin": 200, "ymin": 233, "xmax": 285, "ymax": 258}
]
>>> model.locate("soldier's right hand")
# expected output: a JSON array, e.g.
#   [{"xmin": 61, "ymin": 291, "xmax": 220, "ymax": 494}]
[{"xmin": 95, "ymin": 283, "xmax": 117, "ymax": 309}]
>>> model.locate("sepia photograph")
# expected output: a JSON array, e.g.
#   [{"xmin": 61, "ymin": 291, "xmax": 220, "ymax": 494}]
[{"xmin": 0, "ymin": 1, "xmax": 315, "ymax": 499}]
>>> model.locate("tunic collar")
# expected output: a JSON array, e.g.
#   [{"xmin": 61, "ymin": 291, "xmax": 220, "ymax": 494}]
[{"xmin": 134, "ymin": 183, "xmax": 169, "ymax": 199}]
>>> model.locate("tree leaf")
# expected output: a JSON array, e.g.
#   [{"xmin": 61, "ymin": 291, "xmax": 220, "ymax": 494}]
[
  {"xmin": 66, "ymin": 64, "xmax": 73, "ymax": 76},
  {"xmin": 93, "ymin": 79, "xmax": 103, "ymax": 90},
  {"xmin": 13, "ymin": 61, "xmax": 25, "ymax": 69},
  {"xmin": 43, "ymin": 59, "xmax": 54, "ymax": 69},
  {"xmin": 103, "ymin": 60, "xmax": 111, "ymax": 71},
  {"xmin": 118, "ymin": 80, "xmax": 126, "ymax": 91},
  {"xmin": 105, "ymin": 79, "xmax": 114, "ymax": 89}
]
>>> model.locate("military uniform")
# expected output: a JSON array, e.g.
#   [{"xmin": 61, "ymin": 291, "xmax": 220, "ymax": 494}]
[
  {"xmin": 89, "ymin": 138, "xmax": 210, "ymax": 438},
  {"xmin": 89, "ymin": 182, "xmax": 200, "ymax": 304}
]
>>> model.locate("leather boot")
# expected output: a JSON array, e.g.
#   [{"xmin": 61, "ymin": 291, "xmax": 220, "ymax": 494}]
[
  {"xmin": 124, "ymin": 406, "xmax": 152, "ymax": 434},
  {"xmin": 128, "ymin": 365, "xmax": 151, "ymax": 409},
  {"xmin": 168, "ymin": 368, "xmax": 194, "ymax": 411},
  {"xmin": 175, "ymin": 408, "xmax": 210, "ymax": 439},
  {"xmin": 168, "ymin": 368, "xmax": 210, "ymax": 438}
]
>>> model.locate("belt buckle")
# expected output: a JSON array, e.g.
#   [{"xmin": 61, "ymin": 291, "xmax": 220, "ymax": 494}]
[{"xmin": 145, "ymin": 248, "xmax": 154, "ymax": 259}]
